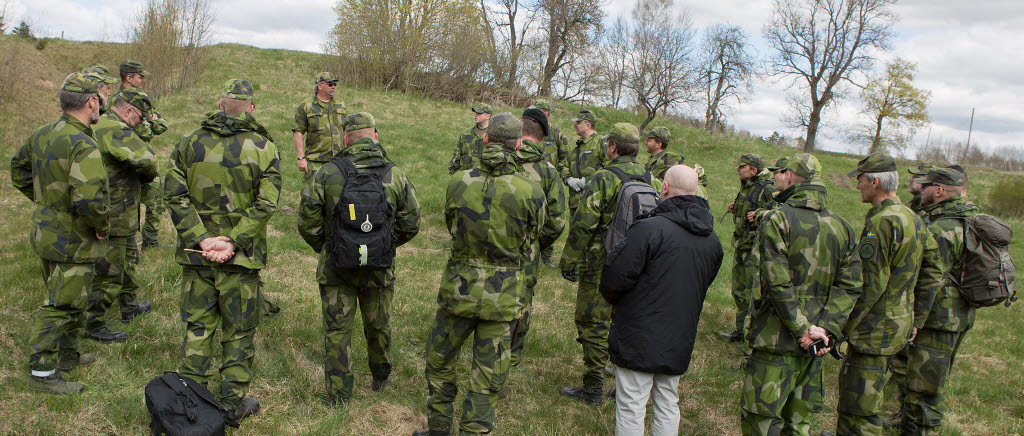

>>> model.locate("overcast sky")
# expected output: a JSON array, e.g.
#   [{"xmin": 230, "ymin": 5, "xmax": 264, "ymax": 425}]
[{"xmin": 7, "ymin": 0, "xmax": 1022, "ymax": 155}]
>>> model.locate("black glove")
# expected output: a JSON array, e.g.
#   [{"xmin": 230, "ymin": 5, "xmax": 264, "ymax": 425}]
[{"xmin": 562, "ymin": 269, "xmax": 578, "ymax": 282}]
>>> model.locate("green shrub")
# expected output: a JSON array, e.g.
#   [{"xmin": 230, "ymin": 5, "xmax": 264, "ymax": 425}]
[{"xmin": 987, "ymin": 177, "xmax": 1024, "ymax": 219}]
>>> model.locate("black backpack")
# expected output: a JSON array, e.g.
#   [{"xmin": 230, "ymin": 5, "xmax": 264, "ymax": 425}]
[
  {"xmin": 327, "ymin": 157, "xmax": 395, "ymax": 270},
  {"xmin": 602, "ymin": 167, "xmax": 660, "ymax": 256},
  {"xmin": 145, "ymin": 372, "xmax": 227, "ymax": 436}
]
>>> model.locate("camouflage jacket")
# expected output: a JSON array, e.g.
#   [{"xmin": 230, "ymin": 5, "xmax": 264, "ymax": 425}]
[
  {"xmin": 566, "ymin": 131, "xmax": 608, "ymax": 210},
  {"xmin": 542, "ymin": 125, "xmax": 570, "ymax": 180},
  {"xmin": 291, "ymin": 96, "xmax": 347, "ymax": 162},
  {"xmin": 447, "ymin": 125, "xmax": 486, "ymax": 174},
  {"xmin": 644, "ymin": 150, "xmax": 684, "ymax": 179},
  {"xmin": 747, "ymin": 181, "xmax": 862, "ymax": 356},
  {"xmin": 907, "ymin": 195, "xmax": 924, "ymax": 216},
  {"xmin": 94, "ymin": 112, "xmax": 159, "ymax": 236},
  {"xmin": 518, "ymin": 139, "xmax": 567, "ymax": 251},
  {"xmin": 842, "ymin": 197, "xmax": 944, "ymax": 355},
  {"xmin": 920, "ymin": 196, "xmax": 980, "ymax": 332},
  {"xmin": 560, "ymin": 156, "xmax": 662, "ymax": 273},
  {"xmin": 297, "ymin": 138, "xmax": 420, "ymax": 285},
  {"xmin": 11, "ymin": 114, "xmax": 111, "ymax": 263},
  {"xmin": 114, "ymin": 86, "xmax": 167, "ymax": 142},
  {"xmin": 165, "ymin": 111, "xmax": 282, "ymax": 270},
  {"xmin": 732, "ymin": 171, "xmax": 775, "ymax": 247},
  {"xmin": 441, "ymin": 143, "xmax": 547, "ymax": 321}
]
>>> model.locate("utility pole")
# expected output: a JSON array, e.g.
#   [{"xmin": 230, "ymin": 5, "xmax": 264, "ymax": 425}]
[
  {"xmin": 963, "ymin": 108, "xmax": 974, "ymax": 164},
  {"xmin": 925, "ymin": 125, "xmax": 932, "ymax": 148}
]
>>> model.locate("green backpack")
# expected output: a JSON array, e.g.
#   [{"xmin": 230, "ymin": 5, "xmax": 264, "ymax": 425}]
[{"xmin": 941, "ymin": 214, "xmax": 1017, "ymax": 307}]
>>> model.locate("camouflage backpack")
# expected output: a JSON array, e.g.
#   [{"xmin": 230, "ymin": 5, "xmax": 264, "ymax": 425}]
[
  {"xmin": 602, "ymin": 167, "xmax": 660, "ymax": 256},
  {"xmin": 939, "ymin": 214, "xmax": 1017, "ymax": 307}
]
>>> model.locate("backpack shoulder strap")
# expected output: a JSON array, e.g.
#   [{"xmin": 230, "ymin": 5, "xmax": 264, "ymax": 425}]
[
  {"xmin": 333, "ymin": 156, "xmax": 356, "ymax": 177},
  {"xmin": 604, "ymin": 166, "xmax": 645, "ymax": 184}
]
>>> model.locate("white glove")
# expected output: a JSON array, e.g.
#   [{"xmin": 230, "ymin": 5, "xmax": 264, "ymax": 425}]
[{"xmin": 567, "ymin": 177, "xmax": 586, "ymax": 191}]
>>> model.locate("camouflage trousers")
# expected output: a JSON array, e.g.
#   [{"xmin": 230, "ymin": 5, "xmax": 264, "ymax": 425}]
[
  {"xmin": 178, "ymin": 266, "xmax": 260, "ymax": 410},
  {"xmin": 140, "ymin": 180, "xmax": 162, "ymax": 247},
  {"xmin": 424, "ymin": 308, "xmax": 515, "ymax": 435},
  {"xmin": 740, "ymin": 350, "xmax": 824, "ymax": 436},
  {"xmin": 510, "ymin": 246, "xmax": 541, "ymax": 367},
  {"xmin": 28, "ymin": 259, "xmax": 93, "ymax": 373},
  {"xmin": 319, "ymin": 278, "xmax": 394, "ymax": 402},
  {"xmin": 890, "ymin": 328, "xmax": 969, "ymax": 435},
  {"xmin": 86, "ymin": 235, "xmax": 140, "ymax": 330},
  {"xmin": 836, "ymin": 350, "xmax": 891, "ymax": 436},
  {"xmin": 575, "ymin": 267, "xmax": 611, "ymax": 391},
  {"xmin": 731, "ymin": 245, "xmax": 759, "ymax": 335},
  {"xmin": 304, "ymin": 161, "xmax": 328, "ymax": 186}
]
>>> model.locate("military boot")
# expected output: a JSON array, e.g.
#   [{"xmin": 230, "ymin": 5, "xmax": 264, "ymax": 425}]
[
  {"xmin": 121, "ymin": 301, "xmax": 152, "ymax": 323},
  {"xmin": 27, "ymin": 373, "xmax": 85, "ymax": 395},
  {"xmin": 719, "ymin": 330, "xmax": 743, "ymax": 342},
  {"xmin": 371, "ymin": 377, "xmax": 390, "ymax": 392},
  {"xmin": 559, "ymin": 385, "xmax": 602, "ymax": 406},
  {"xmin": 411, "ymin": 430, "xmax": 449, "ymax": 436},
  {"xmin": 226, "ymin": 397, "xmax": 260, "ymax": 428},
  {"xmin": 57, "ymin": 352, "xmax": 97, "ymax": 373},
  {"xmin": 85, "ymin": 326, "xmax": 128, "ymax": 343}
]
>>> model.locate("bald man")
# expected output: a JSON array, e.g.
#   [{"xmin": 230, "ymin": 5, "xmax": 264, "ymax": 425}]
[{"xmin": 600, "ymin": 165, "xmax": 724, "ymax": 436}]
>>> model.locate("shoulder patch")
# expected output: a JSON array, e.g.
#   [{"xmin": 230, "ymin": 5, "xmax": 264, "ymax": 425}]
[{"xmin": 859, "ymin": 237, "xmax": 877, "ymax": 259}]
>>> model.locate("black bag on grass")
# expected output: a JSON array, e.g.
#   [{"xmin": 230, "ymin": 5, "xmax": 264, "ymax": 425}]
[{"xmin": 145, "ymin": 372, "xmax": 227, "ymax": 436}]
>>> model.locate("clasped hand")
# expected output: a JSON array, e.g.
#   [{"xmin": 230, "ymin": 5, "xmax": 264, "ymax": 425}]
[{"xmin": 199, "ymin": 236, "xmax": 235, "ymax": 263}]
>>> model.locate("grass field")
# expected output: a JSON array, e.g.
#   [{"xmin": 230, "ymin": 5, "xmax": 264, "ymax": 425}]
[{"xmin": 0, "ymin": 36, "xmax": 1022, "ymax": 435}]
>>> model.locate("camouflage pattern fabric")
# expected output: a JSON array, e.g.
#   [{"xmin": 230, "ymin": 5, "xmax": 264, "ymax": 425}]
[
  {"xmin": 178, "ymin": 266, "xmax": 261, "ymax": 409},
  {"xmin": 730, "ymin": 171, "xmax": 775, "ymax": 335},
  {"xmin": 740, "ymin": 350, "xmax": 824, "ymax": 436},
  {"xmin": 835, "ymin": 350, "xmax": 889, "ymax": 435},
  {"xmin": 92, "ymin": 111, "xmax": 158, "ymax": 235},
  {"xmin": 297, "ymin": 138, "xmax": 420, "ymax": 400},
  {"xmin": 918, "ymin": 196, "xmax": 980, "ymax": 332},
  {"xmin": 644, "ymin": 149, "xmax": 684, "ymax": 180},
  {"xmin": 907, "ymin": 195, "xmax": 924, "ymax": 215},
  {"xmin": 141, "ymin": 178, "xmax": 163, "ymax": 246},
  {"xmin": 565, "ymin": 132, "xmax": 608, "ymax": 211},
  {"xmin": 27, "ymin": 260, "xmax": 94, "ymax": 372},
  {"xmin": 86, "ymin": 235, "xmax": 141, "ymax": 330},
  {"xmin": 897, "ymin": 328, "xmax": 968, "ymax": 435},
  {"xmin": 424, "ymin": 308, "xmax": 516, "ymax": 434},
  {"xmin": 510, "ymin": 139, "xmax": 567, "ymax": 366},
  {"xmin": 542, "ymin": 125, "xmax": 570, "ymax": 179},
  {"xmin": 447, "ymin": 126, "xmax": 486, "ymax": 174},
  {"xmin": 292, "ymin": 96, "xmax": 347, "ymax": 164},
  {"xmin": 113, "ymin": 85, "xmax": 168, "ymax": 142}
]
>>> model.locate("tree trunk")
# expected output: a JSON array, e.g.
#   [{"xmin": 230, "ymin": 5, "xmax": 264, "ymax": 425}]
[
  {"xmin": 640, "ymin": 109, "xmax": 656, "ymax": 130},
  {"xmin": 869, "ymin": 113, "xmax": 885, "ymax": 154},
  {"xmin": 804, "ymin": 102, "xmax": 823, "ymax": 152}
]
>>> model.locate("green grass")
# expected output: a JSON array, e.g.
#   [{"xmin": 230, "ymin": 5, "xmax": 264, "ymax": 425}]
[{"xmin": 1, "ymin": 37, "xmax": 1023, "ymax": 434}]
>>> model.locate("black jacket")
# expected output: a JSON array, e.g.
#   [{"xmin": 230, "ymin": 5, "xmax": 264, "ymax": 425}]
[{"xmin": 600, "ymin": 195, "xmax": 724, "ymax": 375}]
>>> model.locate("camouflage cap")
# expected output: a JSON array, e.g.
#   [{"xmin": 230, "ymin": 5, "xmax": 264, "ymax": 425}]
[
  {"xmin": 908, "ymin": 162, "xmax": 935, "ymax": 176},
  {"xmin": 344, "ymin": 112, "xmax": 375, "ymax": 132},
  {"xmin": 644, "ymin": 126, "xmax": 671, "ymax": 145},
  {"xmin": 767, "ymin": 156, "xmax": 789, "ymax": 172},
  {"xmin": 918, "ymin": 168, "xmax": 964, "ymax": 187},
  {"xmin": 83, "ymin": 65, "xmax": 118, "ymax": 84},
  {"xmin": 61, "ymin": 72, "xmax": 100, "ymax": 94},
  {"xmin": 571, "ymin": 109, "xmax": 596, "ymax": 124},
  {"xmin": 784, "ymin": 153, "xmax": 821, "ymax": 180},
  {"xmin": 735, "ymin": 153, "xmax": 765, "ymax": 170},
  {"xmin": 119, "ymin": 60, "xmax": 150, "ymax": 77},
  {"xmin": 315, "ymin": 72, "xmax": 338, "ymax": 84},
  {"xmin": 533, "ymin": 99, "xmax": 552, "ymax": 112},
  {"xmin": 472, "ymin": 104, "xmax": 493, "ymax": 114},
  {"xmin": 521, "ymin": 107, "xmax": 549, "ymax": 137},
  {"xmin": 847, "ymin": 152, "xmax": 897, "ymax": 178},
  {"xmin": 487, "ymin": 112, "xmax": 522, "ymax": 139},
  {"xmin": 220, "ymin": 78, "xmax": 254, "ymax": 100},
  {"xmin": 604, "ymin": 122, "xmax": 641, "ymax": 144},
  {"xmin": 115, "ymin": 88, "xmax": 154, "ymax": 114}
]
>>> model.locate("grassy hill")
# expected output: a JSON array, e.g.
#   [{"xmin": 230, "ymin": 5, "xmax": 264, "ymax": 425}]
[{"xmin": 1, "ymin": 36, "xmax": 1022, "ymax": 434}]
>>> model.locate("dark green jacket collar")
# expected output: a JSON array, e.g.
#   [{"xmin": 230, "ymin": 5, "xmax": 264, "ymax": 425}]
[
  {"xmin": 518, "ymin": 139, "xmax": 545, "ymax": 163},
  {"xmin": 479, "ymin": 143, "xmax": 519, "ymax": 176},
  {"xmin": 61, "ymin": 113, "xmax": 94, "ymax": 137},
  {"xmin": 776, "ymin": 180, "xmax": 828, "ymax": 212},
  {"xmin": 924, "ymin": 195, "xmax": 979, "ymax": 219},
  {"xmin": 201, "ymin": 110, "xmax": 273, "ymax": 142}
]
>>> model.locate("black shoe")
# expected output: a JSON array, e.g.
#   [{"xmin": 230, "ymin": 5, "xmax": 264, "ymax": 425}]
[
  {"xmin": 412, "ymin": 430, "xmax": 449, "ymax": 436},
  {"xmin": 121, "ymin": 301, "xmax": 152, "ymax": 323},
  {"xmin": 719, "ymin": 330, "xmax": 743, "ymax": 342},
  {"xmin": 371, "ymin": 377, "xmax": 390, "ymax": 392},
  {"xmin": 85, "ymin": 326, "xmax": 129, "ymax": 343},
  {"xmin": 226, "ymin": 397, "xmax": 260, "ymax": 428},
  {"xmin": 559, "ymin": 386, "xmax": 602, "ymax": 406}
]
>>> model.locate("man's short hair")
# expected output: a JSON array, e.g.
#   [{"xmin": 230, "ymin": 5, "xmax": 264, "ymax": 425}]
[
  {"xmin": 862, "ymin": 171, "xmax": 899, "ymax": 192},
  {"xmin": 347, "ymin": 128, "xmax": 375, "ymax": 141},
  {"xmin": 218, "ymin": 97, "xmax": 252, "ymax": 115},
  {"xmin": 609, "ymin": 137, "xmax": 639, "ymax": 157},
  {"xmin": 59, "ymin": 90, "xmax": 94, "ymax": 112},
  {"xmin": 522, "ymin": 117, "xmax": 545, "ymax": 141}
]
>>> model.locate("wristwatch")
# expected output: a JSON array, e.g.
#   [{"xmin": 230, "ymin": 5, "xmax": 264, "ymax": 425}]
[{"xmin": 298, "ymin": 155, "xmax": 306, "ymax": 161}]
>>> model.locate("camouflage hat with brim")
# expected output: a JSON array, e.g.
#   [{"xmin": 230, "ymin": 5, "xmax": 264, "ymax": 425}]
[
  {"xmin": 571, "ymin": 110, "xmax": 597, "ymax": 124},
  {"xmin": 83, "ymin": 65, "xmax": 118, "ymax": 84},
  {"xmin": 487, "ymin": 112, "xmax": 522, "ymax": 139},
  {"xmin": 344, "ymin": 112, "xmax": 375, "ymax": 132},
  {"xmin": 604, "ymin": 122, "xmax": 641, "ymax": 144},
  {"xmin": 472, "ymin": 104, "xmax": 493, "ymax": 114},
  {"xmin": 220, "ymin": 78, "xmax": 254, "ymax": 100},
  {"xmin": 918, "ymin": 168, "xmax": 964, "ymax": 187},
  {"xmin": 315, "ymin": 72, "xmax": 339, "ymax": 84},
  {"xmin": 735, "ymin": 153, "xmax": 765, "ymax": 170},
  {"xmin": 533, "ymin": 99, "xmax": 552, "ymax": 112},
  {"xmin": 521, "ymin": 107, "xmax": 549, "ymax": 138},
  {"xmin": 908, "ymin": 163, "xmax": 935, "ymax": 176},
  {"xmin": 847, "ymin": 152, "xmax": 897, "ymax": 178},
  {"xmin": 768, "ymin": 156, "xmax": 789, "ymax": 172},
  {"xmin": 115, "ymin": 88, "xmax": 154, "ymax": 114},
  {"xmin": 784, "ymin": 153, "xmax": 821, "ymax": 179},
  {"xmin": 644, "ymin": 126, "xmax": 671, "ymax": 145},
  {"xmin": 62, "ymin": 72, "xmax": 100, "ymax": 94},
  {"xmin": 119, "ymin": 60, "xmax": 150, "ymax": 77}
]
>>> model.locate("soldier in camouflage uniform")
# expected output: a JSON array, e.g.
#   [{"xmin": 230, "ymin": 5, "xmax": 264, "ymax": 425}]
[
  {"xmin": 740, "ymin": 154, "xmax": 862, "ymax": 436},
  {"xmin": 564, "ymin": 110, "xmax": 608, "ymax": 214},
  {"xmin": 722, "ymin": 154, "xmax": 774, "ymax": 343},
  {"xmin": 559, "ymin": 122, "xmax": 662, "ymax": 405},
  {"xmin": 83, "ymin": 89, "xmax": 159, "ymax": 343},
  {"xmin": 414, "ymin": 113, "xmax": 546, "ymax": 436},
  {"xmin": 642, "ymin": 127, "xmax": 709, "ymax": 201},
  {"xmin": 905, "ymin": 163, "xmax": 933, "ymax": 215},
  {"xmin": 531, "ymin": 100, "xmax": 569, "ymax": 267},
  {"xmin": 447, "ymin": 104, "xmax": 492, "ymax": 174},
  {"xmin": 165, "ymin": 79, "xmax": 280, "ymax": 425},
  {"xmin": 83, "ymin": 64, "xmax": 118, "ymax": 109},
  {"xmin": 510, "ymin": 108, "xmax": 567, "ymax": 367},
  {"xmin": 12, "ymin": 73, "xmax": 109, "ymax": 394},
  {"xmin": 835, "ymin": 153, "xmax": 943, "ymax": 436},
  {"xmin": 298, "ymin": 113, "xmax": 420, "ymax": 404},
  {"xmin": 292, "ymin": 72, "xmax": 347, "ymax": 184},
  {"xmin": 892, "ymin": 168, "xmax": 980, "ymax": 436}
]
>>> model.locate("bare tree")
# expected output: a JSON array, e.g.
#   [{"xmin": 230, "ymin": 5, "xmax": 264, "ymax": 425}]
[
  {"xmin": 126, "ymin": 0, "xmax": 214, "ymax": 96},
  {"xmin": 700, "ymin": 24, "xmax": 755, "ymax": 133},
  {"xmin": 763, "ymin": 0, "xmax": 896, "ymax": 152},
  {"xmin": 536, "ymin": 0, "xmax": 604, "ymax": 97},
  {"xmin": 479, "ymin": 0, "xmax": 538, "ymax": 89},
  {"xmin": 856, "ymin": 58, "xmax": 930, "ymax": 154},
  {"xmin": 594, "ymin": 17, "xmax": 631, "ymax": 108},
  {"xmin": 622, "ymin": 0, "xmax": 697, "ymax": 130}
]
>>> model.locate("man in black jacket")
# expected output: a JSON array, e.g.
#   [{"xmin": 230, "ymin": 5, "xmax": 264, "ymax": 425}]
[{"xmin": 600, "ymin": 164, "xmax": 724, "ymax": 436}]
